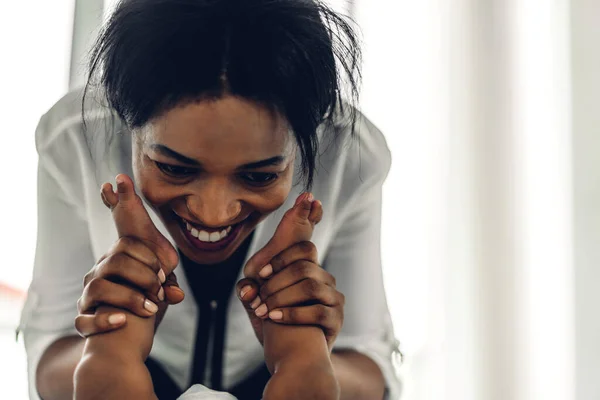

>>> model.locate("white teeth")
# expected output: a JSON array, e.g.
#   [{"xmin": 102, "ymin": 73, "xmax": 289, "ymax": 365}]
[
  {"xmin": 209, "ymin": 232, "xmax": 221, "ymax": 242},
  {"xmin": 198, "ymin": 230, "xmax": 210, "ymax": 241},
  {"xmin": 182, "ymin": 217, "xmax": 234, "ymax": 243}
]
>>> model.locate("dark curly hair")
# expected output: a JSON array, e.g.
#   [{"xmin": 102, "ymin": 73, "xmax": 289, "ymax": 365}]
[{"xmin": 83, "ymin": 0, "xmax": 362, "ymax": 189}]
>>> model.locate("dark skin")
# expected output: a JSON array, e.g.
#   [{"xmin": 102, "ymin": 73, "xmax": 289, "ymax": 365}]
[
  {"xmin": 75, "ymin": 176, "xmax": 336, "ymax": 399},
  {"xmin": 37, "ymin": 97, "xmax": 385, "ymax": 399}
]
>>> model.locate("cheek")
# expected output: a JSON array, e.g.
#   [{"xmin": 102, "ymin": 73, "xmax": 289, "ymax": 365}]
[
  {"xmin": 133, "ymin": 161, "xmax": 173, "ymax": 207},
  {"xmin": 251, "ymin": 167, "xmax": 295, "ymax": 215}
]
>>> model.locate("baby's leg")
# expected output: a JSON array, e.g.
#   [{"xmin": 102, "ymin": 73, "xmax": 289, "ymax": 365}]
[{"xmin": 238, "ymin": 194, "xmax": 338, "ymax": 399}]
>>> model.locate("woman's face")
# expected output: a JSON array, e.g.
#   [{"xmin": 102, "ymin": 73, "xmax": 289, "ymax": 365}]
[{"xmin": 132, "ymin": 96, "xmax": 296, "ymax": 265}]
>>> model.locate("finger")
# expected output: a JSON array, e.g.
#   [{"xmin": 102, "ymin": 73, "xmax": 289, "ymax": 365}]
[
  {"xmin": 244, "ymin": 193, "xmax": 316, "ymax": 279},
  {"xmin": 259, "ymin": 241, "xmax": 319, "ymax": 279},
  {"xmin": 267, "ymin": 304, "xmax": 340, "ymax": 335},
  {"xmin": 163, "ymin": 272, "xmax": 185, "ymax": 305},
  {"xmin": 79, "ymin": 278, "xmax": 159, "ymax": 317},
  {"xmin": 75, "ymin": 312, "xmax": 127, "ymax": 338},
  {"xmin": 95, "ymin": 252, "xmax": 163, "ymax": 302},
  {"xmin": 86, "ymin": 236, "xmax": 165, "ymax": 288},
  {"xmin": 235, "ymin": 278, "xmax": 260, "ymax": 305},
  {"xmin": 263, "ymin": 279, "xmax": 339, "ymax": 312},
  {"xmin": 235, "ymin": 277, "xmax": 266, "ymax": 344},
  {"xmin": 259, "ymin": 260, "xmax": 335, "ymax": 299}
]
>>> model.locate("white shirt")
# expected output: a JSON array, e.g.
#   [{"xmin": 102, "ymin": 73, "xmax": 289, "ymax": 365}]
[
  {"xmin": 19, "ymin": 87, "xmax": 402, "ymax": 399},
  {"xmin": 177, "ymin": 385, "xmax": 238, "ymax": 400}
]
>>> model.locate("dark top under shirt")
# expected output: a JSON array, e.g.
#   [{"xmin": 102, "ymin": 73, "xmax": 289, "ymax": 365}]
[{"xmin": 146, "ymin": 232, "xmax": 271, "ymax": 400}]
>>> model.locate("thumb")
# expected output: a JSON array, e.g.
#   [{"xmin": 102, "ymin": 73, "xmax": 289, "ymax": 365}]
[
  {"xmin": 235, "ymin": 277, "xmax": 264, "ymax": 344},
  {"xmin": 164, "ymin": 272, "xmax": 185, "ymax": 305},
  {"xmin": 236, "ymin": 278, "xmax": 260, "ymax": 306}
]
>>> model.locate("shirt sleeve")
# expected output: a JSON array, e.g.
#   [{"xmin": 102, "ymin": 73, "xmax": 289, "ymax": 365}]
[
  {"xmin": 177, "ymin": 385, "xmax": 239, "ymax": 400},
  {"xmin": 17, "ymin": 110, "xmax": 97, "ymax": 400},
  {"xmin": 323, "ymin": 113, "xmax": 403, "ymax": 400}
]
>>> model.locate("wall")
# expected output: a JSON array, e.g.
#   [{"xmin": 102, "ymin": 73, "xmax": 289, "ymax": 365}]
[{"xmin": 571, "ymin": 1, "xmax": 600, "ymax": 399}]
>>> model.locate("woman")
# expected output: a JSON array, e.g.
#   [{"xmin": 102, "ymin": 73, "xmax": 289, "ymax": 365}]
[{"xmin": 19, "ymin": 0, "xmax": 401, "ymax": 399}]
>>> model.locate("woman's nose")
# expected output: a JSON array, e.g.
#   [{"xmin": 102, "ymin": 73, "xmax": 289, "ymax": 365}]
[{"xmin": 185, "ymin": 189, "xmax": 241, "ymax": 228}]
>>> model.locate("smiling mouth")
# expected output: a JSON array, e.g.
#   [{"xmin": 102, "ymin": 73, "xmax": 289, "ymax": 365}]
[{"xmin": 175, "ymin": 213, "xmax": 247, "ymax": 251}]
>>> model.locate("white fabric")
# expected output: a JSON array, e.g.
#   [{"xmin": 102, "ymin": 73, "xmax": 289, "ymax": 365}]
[
  {"xmin": 177, "ymin": 385, "xmax": 238, "ymax": 400},
  {"xmin": 19, "ymin": 87, "xmax": 402, "ymax": 399}
]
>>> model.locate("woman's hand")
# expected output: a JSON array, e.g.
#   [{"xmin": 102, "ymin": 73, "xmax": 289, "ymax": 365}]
[
  {"xmin": 74, "ymin": 174, "xmax": 184, "ymax": 337},
  {"xmin": 254, "ymin": 241, "xmax": 344, "ymax": 350},
  {"xmin": 236, "ymin": 195, "xmax": 345, "ymax": 351}
]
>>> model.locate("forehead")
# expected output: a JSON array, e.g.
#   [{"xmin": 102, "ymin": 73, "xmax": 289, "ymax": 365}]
[{"xmin": 140, "ymin": 97, "xmax": 293, "ymax": 163}]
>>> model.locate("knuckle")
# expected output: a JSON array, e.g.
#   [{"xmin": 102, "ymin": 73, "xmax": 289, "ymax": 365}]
[
  {"xmin": 293, "ymin": 261, "xmax": 311, "ymax": 278},
  {"xmin": 150, "ymin": 277, "xmax": 162, "ymax": 293},
  {"xmin": 271, "ymin": 253, "xmax": 285, "ymax": 269},
  {"xmin": 83, "ymin": 270, "xmax": 94, "ymax": 286},
  {"xmin": 299, "ymin": 241, "xmax": 316, "ymax": 256},
  {"xmin": 316, "ymin": 306, "xmax": 329, "ymax": 324},
  {"xmin": 128, "ymin": 291, "xmax": 144, "ymax": 311},
  {"xmin": 102, "ymin": 253, "xmax": 125, "ymax": 274},
  {"xmin": 86, "ymin": 277, "xmax": 104, "ymax": 296},
  {"xmin": 150, "ymin": 255, "xmax": 162, "ymax": 272},
  {"xmin": 305, "ymin": 278, "xmax": 320, "ymax": 296}
]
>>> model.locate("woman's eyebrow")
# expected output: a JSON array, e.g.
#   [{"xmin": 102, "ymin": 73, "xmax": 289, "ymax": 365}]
[
  {"xmin": 150, "ymin": 144, "xmax": 200, "ymax": 165},
  {"xmin": 237, "ymin": 156, "xmax": 285, "ymax": 170},
  {"xmin": 149, "ymin": 143, "xmax": 285, "ymax": 169}
]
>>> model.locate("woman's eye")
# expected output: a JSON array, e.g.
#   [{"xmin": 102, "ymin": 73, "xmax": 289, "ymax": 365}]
[
  {"xmin": 155, "ymin": 161, "xmax": 197, "ymax": 177},
  {"xmin": 241, "ymin": 172, "xmax": 279, "ymax": 186}
]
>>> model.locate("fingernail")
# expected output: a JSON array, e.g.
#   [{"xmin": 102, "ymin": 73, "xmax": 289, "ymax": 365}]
[
  {"xmin": 240, "ymin": 285, "xmax": 252, "ymax": 300},
  {"xmin": 250, "ymin": 297, "xmax": 261, "ymax": 310},
  {"xmin": 144, "ymin": 299, "xmax": 158, "ymax": 313},
  {"xmin": 306, "ymin": 193, "xmax": 314, "ymax": 202},
  {"xmin": 158, "ymin": 269, "xmax": 166, "ymax": 284},
  {"xmin": 108, "ymin": 313, "xmax": 126, "ymax": 325},
  {"xmin": 255, "ymin": 304, "xmax": 268, "ymax": 317},
  {"xmin": 269, "ymin": 310, "xmax": 283, "ymax": 320},
  {"xmin": 158, "ymin": 287, "xmax": 165, "ymax": 302},
  {"xmin": 259, "ymin": 264, "xmax": 273, "ymax": 278},
  {"xmin": 116, "ymin": 175, "xmax": 124, "ymax": 184}
]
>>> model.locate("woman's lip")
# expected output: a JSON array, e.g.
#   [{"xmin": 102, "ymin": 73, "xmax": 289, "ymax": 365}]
[
  {"xmin": 177, "ymin": 216, "xmax": 244, "ymax": 252},
  {"xmin": 175, "ymin": 213, "xmax": 248, "ymax": 232}
]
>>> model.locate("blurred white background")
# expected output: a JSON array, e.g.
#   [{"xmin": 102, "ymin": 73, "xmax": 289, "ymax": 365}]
[{"xmin": 1, "ymin": 0, "xmax": 599, "ymax": 399}]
